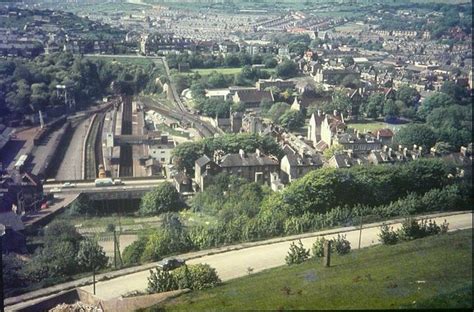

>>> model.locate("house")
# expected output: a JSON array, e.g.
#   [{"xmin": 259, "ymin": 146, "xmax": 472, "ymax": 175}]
[
  {"xmin": 280, "ymin": 145, "xmax": 323, "ymax": 183},
  {"xmin": 326, "ymin": 152, "xmax": 368, "ymax": 169},
  {"xmin": 242, "ymin": 114, "xmax": 264, "ymax": 134},
  {"xmin": 375, "ymin": 128, "xmax": 394, "ymax": 145},
  {"xmin": 232, "ymin": 89, "xmax": 274, "ymax": 108},
  {"xmin": 205, "ymin": 89, "xmax": 232, "ymax": 101},
  {"xmin": 194, "ymin": 155, "xmax": 221, "ymax": 191},
  {"xmin": 308, "ymin": 110, "xmax": 346, "ymax": 150},
  {"xmin": 0, "ymin": 170, "xmax": 44, "ymax": 214},
  {"xmin": 255, "ymin": 78, "xmax": 296, "ymax": 91},
  {"xmin": 149, "ymin": 134, "xmax": 176, "ymax": 164},
  {"xmin": 216, "ymin": 149, "xmax": 280, "ymax": 186},
  {"xmin": 173, "ymin": 172, "xmax": 193, "ymax": 194},
  {"xmin": 334, "ymin": 130, "xmax": 382, "ymax": 153}
]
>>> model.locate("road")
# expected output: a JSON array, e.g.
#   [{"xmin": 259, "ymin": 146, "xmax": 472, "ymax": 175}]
[
  {"xmin": 55, "ymin": 117, "xmax": 92, "ymax": 181},
  {"xmin": 21, "ymin": 193, "xmax": 80, "ymax": 227},
  {"xmin": 43, "ymin": 178, "xmax": 171, "ymax": 194},
  {"xmin": 79, "ymin": 211, "xmax": 472, "ymax": 300}
]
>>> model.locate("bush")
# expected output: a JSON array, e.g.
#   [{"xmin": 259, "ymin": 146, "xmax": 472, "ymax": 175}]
[
  {"xmin": 139, "ymin": 182, "xmax": 183, "ymax": 216},
  {"xmin": 332, "ymin": 234, "xmax": 351, "ymax": 255},
  {"xmin": 76, "ymin": 238, "xmax": 109, "ymax": 272},
  {"xmin": 147, "ymin": 268, "xmax": 178, "ymax": 294},
  {"xmin": 311, "ymin": 236, "xmax": 328, "ymax": 258},
  {"xmin": 174, "ymin": 264, "xmax": 221, "ymax": 290},
  {"xmin": 378, "ymin": 224, "xmax": 399, "ymax": 245},
  {"xmin": 285, "ymin": 240, "xmax": 310, "ymax": 265},
  {"xmin": 122, "ymin": 236, "xmax": 148, "ymax": 265}
]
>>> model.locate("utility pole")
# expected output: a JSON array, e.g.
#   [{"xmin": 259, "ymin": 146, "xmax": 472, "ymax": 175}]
[
  {"xmin": 113, "ymin": 229, "xmax": 117, "ymax": 269},
  {"xmin": 358, "ymin": 213, "xmax": 363, "ymax": 250},
  {"xmin": 92, "ymin": 266, "xmax": 96, "ymax": 296}
]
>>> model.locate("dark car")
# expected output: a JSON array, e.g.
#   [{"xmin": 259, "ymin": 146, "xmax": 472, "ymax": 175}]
[{"xmin": 157, "ymin": 258, "xmax": 185, "ymax": 271}]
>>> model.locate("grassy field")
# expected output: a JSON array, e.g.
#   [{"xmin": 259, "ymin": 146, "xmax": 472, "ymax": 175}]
[
  {"xmin": 150, "ymin": 229, "xmax": 473, "ymax": 310},
  {"xmin": 191, "ymin": 68, "xmax": 244, "ymax": 76},
  {"xmin": 85, "ymin": 55, "xmax": 156, "ymax": 68},
  {"xmin": 347, "ymin": 120, "xmax": 408, "ymax": 133}
]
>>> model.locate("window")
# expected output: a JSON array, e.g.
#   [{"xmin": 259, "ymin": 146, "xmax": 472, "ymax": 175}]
[{"xmin": 161, "ymin": 158, "xmax": 165, "ymax": 162}]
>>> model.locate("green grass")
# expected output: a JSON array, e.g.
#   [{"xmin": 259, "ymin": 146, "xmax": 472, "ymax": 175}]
[
  {"xmin": 191, "ymin": 68, "xmax": 244, "ymax": 76},
  {"xmin": 150, "ymin": 229, "xmax": 473, "ymax": 310},
  {"xmin": 85, "ymin": 56, "xmax": 156, "ymax": 68},
  {"xmin": 347, "ymin": 120, "xmax": 408, "ymax": 133}
]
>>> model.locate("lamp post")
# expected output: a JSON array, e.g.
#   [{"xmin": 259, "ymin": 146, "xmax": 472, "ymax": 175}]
[{"xmin": 0, "ymin": 223, "xmax": 6, "ymax": 312}]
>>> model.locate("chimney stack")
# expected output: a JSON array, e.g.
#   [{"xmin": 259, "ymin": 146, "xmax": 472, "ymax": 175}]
[
  {"xmin": 239, "ymin": 149, "xmax": 246, "ymax": 159},
  {"xmin": 255, "ymin": 149, "xmax": 261, "ymax": 158},
  {"xmin": 317, "ymin": 109, "xmax": 321, "ymax": 117},
  {"xmin": 333, "ymin": 109, "xmax": 338, "ymax": 117},
  {"xmin": 403, "ymin": 147, "xmax": 408, "ymax": 157},
  {"xmin": 398, "ymin": 145, "xmax": 403, "ymax": 152}
]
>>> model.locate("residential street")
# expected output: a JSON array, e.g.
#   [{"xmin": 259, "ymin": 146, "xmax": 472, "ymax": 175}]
[{"xmin": 79, "ymin": 211, "xmax": 472, "ymax": 300}]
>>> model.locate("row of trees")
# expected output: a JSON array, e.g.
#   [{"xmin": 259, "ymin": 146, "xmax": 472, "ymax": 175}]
[
  {"xmin": 0, "ymin": 53, "xmax": 163, "ymax": 117},
  {"xmin": 4, "ymin": 222, "xmax": 108, "ymax": 295},
  {"xmin": 167, "ymin": 52, "xmax": 278, "ymax": 70}
]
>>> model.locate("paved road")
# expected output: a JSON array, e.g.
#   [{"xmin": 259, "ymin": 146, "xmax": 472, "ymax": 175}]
[
  {"xmin": 22, "ymin": 193, "xmax": 79, "ymax": 227},
  {"xmin": 79, "ymin": 212, "xmax": 472, "ymax": 300},
  {"xmin": 55, "ymin": 117, "xmax": 92, "ymax": 181}
]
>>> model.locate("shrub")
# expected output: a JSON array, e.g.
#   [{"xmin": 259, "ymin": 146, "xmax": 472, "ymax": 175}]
[
  {"xmin": 378, "ymin": 224, "xmax": 399, "ymax": 245},
  {"xmin": 311, "ymin": 236, "xmax": 328, "ymax": 258},
  {"xmin": 285, "ymin": 240, "xmax": 310, "ymax": 265},
  {"xmin": 122, "ymin": 236, "xmax": 148, "ymax": 265},
  {"xmin": 76, "ymin": 238, "xmax": 109, "ymax": 272},
  {"xmin": 174, "ymin": 264, "xmax": 221, "ymax": 290},
  {"xmin": 147, "ymin": 268, "xmax": 178, "ymax": 294},
  {"xmin": 332, "ymin": 234, "xmax": 351, "ymax": 255}
]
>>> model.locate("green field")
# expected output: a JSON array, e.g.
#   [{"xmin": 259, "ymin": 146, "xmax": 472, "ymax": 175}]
[
  {"xmin": 84, "ymin": 55, "xmax": 157, "ymax": 68},
  {"xmin": 150, "ymin": 229, "xmax": 473, "ymax": 310},
  {"xmin": 347, "ymin": 120, "xmax": 408, "ymax": 133},
  {"xmin": 191, "ymin": 67, "xmax": 244, "ymax": 76}
]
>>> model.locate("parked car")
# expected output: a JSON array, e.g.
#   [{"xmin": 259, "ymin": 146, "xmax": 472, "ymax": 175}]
[
  {"xmin": 157, "ymin": 258, "xmax": 185, "ymax": 271},
  {"xmin": 62, "ymin": 182, "xmax": 75, "ymax": 188}
]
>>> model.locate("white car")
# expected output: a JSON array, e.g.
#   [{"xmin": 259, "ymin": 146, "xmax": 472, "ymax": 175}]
[{"xmin": 62, "ymin": 182, "xmax": 75, "ymax": 188}]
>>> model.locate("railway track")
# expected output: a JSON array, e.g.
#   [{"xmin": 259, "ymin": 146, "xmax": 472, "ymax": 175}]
[{"xmin": 84, "ymin": 113, "xmax": 105, "ymax": 180}]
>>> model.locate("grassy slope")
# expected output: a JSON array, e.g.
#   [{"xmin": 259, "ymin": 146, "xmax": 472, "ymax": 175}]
[{"xmin": 152, "ymin": 229, "xmax": 473, "ymax": 310}]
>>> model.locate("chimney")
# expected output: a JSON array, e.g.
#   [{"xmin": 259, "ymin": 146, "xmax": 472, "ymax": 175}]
[
  {"xmin": 460, "ymin": 146, "xmax": 467, "ymax": 157},
  {"xmin": 388, "ymin": 147, "xmax": 393, "ymax": 155},
  {"xmin": 398, "ymin": 145, "xmax": 403, "ymax": 152},
  {"xmin": 333, "ymin": 109, "xmax": 338, "ymax": 117},
  {"xmin": 413, "ymin": 144, "xmax": 417, "ymax": 151},
  {"xmin": 430, "ymin": 147, "xmax": 437, "ymax": 156},
  {"xmin": 418, "ymin": 146, "xmax": 423, "ymax": 154},
  {"xmin": 403, "ymin": 147, "xmax": 408, "ymax": 157},
  {"xmin": 383, "ymin": 145, "xmax": 388, "ymax": 152},
  {"xmin": 255, "ymin": 148, "xmax": 261, "ymax": 158},
  {"xmin": 317, "ymin": 109, "xmax": 321, "ymax": 117},
  {"xmin": 239, "ymin": 149, "xmax": 246, "ymax": 159}
]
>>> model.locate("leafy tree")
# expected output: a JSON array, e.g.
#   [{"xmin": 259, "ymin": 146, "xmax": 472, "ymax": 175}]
[
  {"xmin": 43, "ymin": 221, "xmax": 82, "ymax": 250},
  {"xmin": 276, "ymin": 60, "xmax": 298, "ymax": 79},
  {"xmin": 278, "ymin": 110, "xmax": 304, "ymax": 130},
  {"xmin": 323, "ymin": 143, "xmax": 344, "ymax": 159},
  {"xmin": 417, "ymin": 92, "xmax": 456, "ymax": 120},
  {"xmin": 139, "ymin": 182, "xmax": 182, "ymax": 216},
  {"xmin": 363, "ymin": 93, "xmax": 385, "ymax": 118},
  {"xmin": 440, "ymin": 80, "xmax": 469, "ymax": 103},
  {"xmin": 394, "ymin": 124, "xmax": 437, "ymax": 151},
  {"xmin": 207, "ymin": 71, "xmax": 227, "ymax": 88},
  {"xmin": 68, "ymin": 194, "xmax": 93, "ymax": 216},
  {"xmin": 122, "ymin": 236, "xmax": 148, "ymax": 265},
  {"xmin": 383, "ymin": 99, "xmax": 399, "ymax": 119},
  {"xmin": 266, "ymin": 102, "xmax": 290, "ymax": 122},
  {"xmin": 341, "ymin": 74, "xmax": 360, "ymax": 89},
  {"xmin": 396, "ymin": 85, "xmax": 420, "ymax": 107},
  {"xmin": 341, "ymin": 56, "xmax": 354, "ymax": 68},
  {"xmin": 264, "ymin": 57, "xmax": 278, "ymax": 68},
  {"xmin": 76, "ymin": 238, "xmax": 108, "ymax": 272},
  {"xmin": 285, "ymin": 240, "xmax": 310, "ymax": 265},
  {"xmin": 326, "ymin": 90, "xmax": 351, "ymax": 114}
]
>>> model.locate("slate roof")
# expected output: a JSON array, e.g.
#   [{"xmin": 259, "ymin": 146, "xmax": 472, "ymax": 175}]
[
  {"xmin": 195, "ymin": 155, "xmax": 212, "ymax": 167},
  {"xmin": 235, "ymin": 89, "xmax": 273, "ymax": 103},
  {"xmin": 219, "ymin": 152, "xmax": 279, "ymax": 168}
]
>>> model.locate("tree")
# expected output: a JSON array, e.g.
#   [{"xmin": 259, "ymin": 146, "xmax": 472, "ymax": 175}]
[
  {"xmin": 417, "ymin": 92, "xmax": 456, "ymax": 120},
  {"xmin": 68, "ymin": 194, "xmax": 93, "ymax": 216},
  {"xmin": 328, "ymin": 90, "xmax": 351, "ymax": 114},
  {"xmin": 363, "ymin": 93, "xmax": 384, "ymax": 118},
  {"xmin": 383, "ymin": 99, "xmax": 400, "ymax": 119},
  {"xmin": 341, "ymin": 74, "xmax": 360, "ymax": 89},
  {"xmin": 396, "ymin": 85, "xmax": 420, "ymax": 107},
  {"xmin": 278, "ymin": 110, "xmax": 304, "ymax": 130},
  {"xmin": 139, "ymin": 182, "xmax": 182, "ymax": 216},
  {"xmin": 276, "ymin": 60, "xmax": 298, "ymax": 79},
  {"xmin": 122, "ymin": 236, "xmax": 148, "ymax": 265},
  {"xmin": 323, "ymin": 144, "xmax": 344, "ymax": 159},
  {"xmin": 43, "ymin": 221, "xmax": 82, "ymax": 249},
  {"xmin": 76, "ymin": 238, "xmax": 108, "ymax": 272},
  {"xmin": 267, "ymin": 102, "xmax": 290, "ymax": 122},
  {"xmin": 440, "ymin": 80, "xmax": 469, "ymax": 103},
  {"xmin": 207, "ymin": 71, "xmax": 227, "ymax": 88},
  {"xmin": 341, "ymin": 56, "xmax": 354, "ymax": 68},
  {"xmin": 285, "ymin": 240, "xmax": 310, "ymax": 265},
  {"xmin": 394, "ymin": 124, "xmax": 437, "ymax": 151}
]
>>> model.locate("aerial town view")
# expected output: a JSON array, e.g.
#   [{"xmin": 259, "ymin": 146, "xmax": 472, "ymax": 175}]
[{"xmin": 0, "ymin": 0, "xmax": 472, "ymax": 310}]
